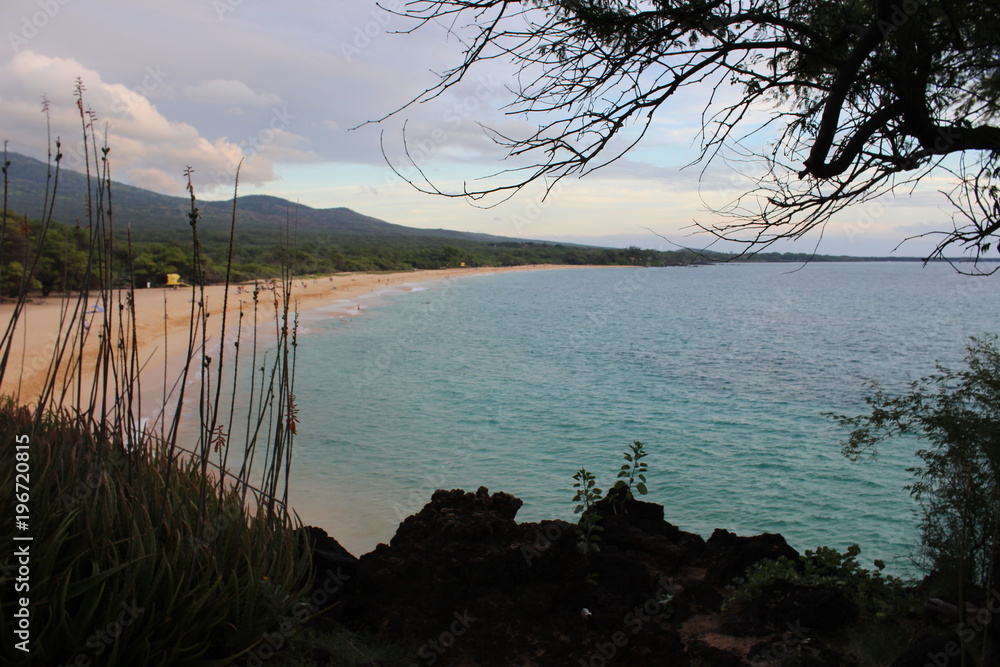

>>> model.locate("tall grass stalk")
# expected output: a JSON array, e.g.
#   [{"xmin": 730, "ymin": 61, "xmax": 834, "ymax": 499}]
[{"xmin": 0, "ymin": 87, "xmax": 315, "ymax": 665}]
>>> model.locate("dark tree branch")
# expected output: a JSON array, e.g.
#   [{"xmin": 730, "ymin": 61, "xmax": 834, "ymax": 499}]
[{"xmin": 375, "ymin": 0, "xmax": 1000, "ymax": 261}]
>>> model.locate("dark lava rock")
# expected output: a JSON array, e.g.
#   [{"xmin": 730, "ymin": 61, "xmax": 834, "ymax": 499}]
[
  {"xmin": 342, "ymin": 487, "xmax": 689, "ymax": 666},
  {"xmin": 704, "ymin": 528, "xmax": 799, "ymax": 585},
  {"xmin": 297, "ymin": 525, "xmax": 357, "ymax": 601},
  {"xmin": 312, "ymin": 486, "xmax": 869, "ymax": 665},
  {"xmin": 300, "ymin": 525, "xmax": 358, "ymax": 571},
  {"xmin": 588, "ymin": 490, "xmax": 707, "ymax": 589},
  {"xmin": 595, "ymin": 487, "xmax": 707, "ymax": 553}
]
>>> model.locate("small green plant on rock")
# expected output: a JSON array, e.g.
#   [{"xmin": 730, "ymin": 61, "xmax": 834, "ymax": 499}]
[
  {"xmin": 612, "ymin": 439, "xmax": 649, "ymax": 514},
  {"xmin": 572, "ymin": 468, "xmax": 603, "ymax": 556}
]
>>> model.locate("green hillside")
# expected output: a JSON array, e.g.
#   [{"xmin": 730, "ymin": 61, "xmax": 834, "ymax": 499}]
[
  {"xmin": 0, "ymin": 152, "xmax": 709, "ymax": 292},
  {"xmin": 2, "ymin": 152, "xmax": 526, "ymax": 244}
]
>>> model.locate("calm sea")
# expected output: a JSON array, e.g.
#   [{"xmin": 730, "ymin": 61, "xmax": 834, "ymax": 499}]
[{"xmin": 286, "ymin": 262, "xmax": 999, "ymax": 573}]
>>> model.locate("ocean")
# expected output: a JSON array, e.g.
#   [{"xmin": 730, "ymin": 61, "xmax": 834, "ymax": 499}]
[{"xmin": 286, "ymin": 262, "xmax": 999, "ymax": 573}]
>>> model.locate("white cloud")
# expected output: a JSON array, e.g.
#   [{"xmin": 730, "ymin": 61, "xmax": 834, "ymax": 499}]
[
  {"xmin": 124, "ymin": 167, "xmax": 179, "ymax": 194},
  {"xmin": 0, "ymin": 0, "xmax": 962, "ymax": 255},
  {"xmin": 0, "ymin": 51, "xmax": 315, "ymax": 196}
]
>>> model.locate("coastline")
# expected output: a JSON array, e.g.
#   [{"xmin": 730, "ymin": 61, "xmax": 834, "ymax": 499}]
[
  {"xmin": 0, "ymin": 264, "xmax": 604, "ymax": 553},
  {"xmin": 0, "ymin": 265, "xmax": 590, "ymax": 407}
]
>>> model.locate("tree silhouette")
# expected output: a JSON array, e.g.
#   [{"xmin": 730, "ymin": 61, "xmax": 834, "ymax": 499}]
[{"xmin": 381, "ymin": 0, "xmax": 1000, "ymax": 271}]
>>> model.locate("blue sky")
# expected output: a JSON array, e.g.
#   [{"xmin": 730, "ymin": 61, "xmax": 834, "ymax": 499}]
[{"xmin": 0, "ymin": 0, "xmax": 960, "ymax": 255}]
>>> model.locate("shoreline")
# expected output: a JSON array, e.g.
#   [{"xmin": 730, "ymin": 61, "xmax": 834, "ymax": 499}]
[
  {"xmin": 0, "ymin": 264, "xmax": 606, "ymax": 553},
  {"xmin": 0, "ymin": 265, "xmax": 595, "ymax": 407}
]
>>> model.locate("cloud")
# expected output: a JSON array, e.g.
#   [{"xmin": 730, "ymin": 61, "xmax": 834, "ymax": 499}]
[
  {"xmin": 123, "ymin": 167, "xmax": 180, "ymax": 194},
  {"xmin": 180, "ymin": 79, "xmax": 284, "ymax": 108},
  {"xmin": 0, "ymin": 0, "xmax": 955, "ymax": 256},
  {"xmin": 0, "ymin": 50, "xmax": 316, "ymax": 196}
]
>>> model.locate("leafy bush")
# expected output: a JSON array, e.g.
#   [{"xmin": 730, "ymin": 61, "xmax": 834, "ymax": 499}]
[
  {"xmin": 833, "ymin": 335, "xmax": 1000, "ymax": 589},
  {"xmin": 725, "ymin": 544, "xmax": 909, "ymax": 621},
  {"xmin": 0, "ymin": 400, "xmax": 313, "ymax": 666}
]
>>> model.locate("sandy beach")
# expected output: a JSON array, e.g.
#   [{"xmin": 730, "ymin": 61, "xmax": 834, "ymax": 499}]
[
  {"xmin": 0, "ymin": 264, "xmax": 593, "ymax": 552},
  {"xmin": 1, "ymin": 265, "xmax": 587, "ymax": 411}
]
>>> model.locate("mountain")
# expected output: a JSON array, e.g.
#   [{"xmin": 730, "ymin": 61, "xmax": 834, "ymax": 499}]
[
  {"xmin": 0, "ymin": 152, "xmax": 527, "ymax": 245},
  {"xmin": 6, "ymin": 152, "xmax": 961, "ymax": 273},
  {"xmin": 3, "ymin": 151, "xmax": 716, "ymax": 285}
]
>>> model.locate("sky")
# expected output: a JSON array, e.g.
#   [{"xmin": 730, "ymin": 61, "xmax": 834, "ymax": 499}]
[{"xmin": 0, "ymin": 0, "xmax": 965, "ymax": 256}]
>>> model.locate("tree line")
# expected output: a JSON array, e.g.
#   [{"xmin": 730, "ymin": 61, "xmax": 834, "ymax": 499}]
[{"xmin": 0, "ymin": 215, "xmax": 708, "ymax": 295}]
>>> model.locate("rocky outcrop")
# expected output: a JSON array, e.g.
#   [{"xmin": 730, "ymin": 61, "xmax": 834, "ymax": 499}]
[
  {"xmin": 301, "ymin": 486, "xmax": 867, "ymax": 666},
  {"xmin": 340, "ymin": 487, "xmax": 690, "ymax": 665},
  {"xmin": 296, "ymin": 525, "xmax": 358, "ymax": 609},
  {"xmin": 300, "ymin": 485, "xmax": 1000, "ymax": 666},
  {"xmin": 702, "ymin": 529, "xmax": 800, "ymax": 586}
]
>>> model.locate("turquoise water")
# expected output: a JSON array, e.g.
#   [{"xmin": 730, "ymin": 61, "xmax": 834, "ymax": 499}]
[{"xmin": 287, "ymin": 263, "xmax": 999, "ymax": 572}]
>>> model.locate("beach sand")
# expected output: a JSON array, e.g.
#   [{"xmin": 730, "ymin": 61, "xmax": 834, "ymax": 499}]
[{"xmin": 0, "ymin": 264, "xmax": 592, "ymax": 554}]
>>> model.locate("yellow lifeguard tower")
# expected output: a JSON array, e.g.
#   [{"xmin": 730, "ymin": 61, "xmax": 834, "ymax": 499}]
[{"xmin": 165, "ymin": 273, "xmax": 189, "ymax": 287}]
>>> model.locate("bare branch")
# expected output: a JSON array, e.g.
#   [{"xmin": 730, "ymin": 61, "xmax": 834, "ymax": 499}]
[{"xmin": 375, "ymin": 0, "xmax": 1000, "ymax": 260}]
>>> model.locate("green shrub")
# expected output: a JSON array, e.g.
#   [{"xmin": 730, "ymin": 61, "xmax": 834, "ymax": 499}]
[
  {"xmin": 833, "ymin": 335, "xmax": 1000, "ymax": 590},
  {"xmin": 0, "ymin": 401, "xmax": 313, "ymax": 666},
  {"xmin": 725, "ymin": 544, "xmax": 909, "ymax": 621}
]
